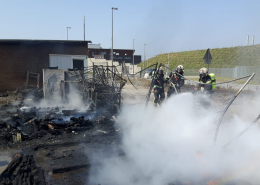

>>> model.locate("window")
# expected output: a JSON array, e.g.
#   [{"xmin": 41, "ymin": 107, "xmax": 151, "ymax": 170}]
[{"xmin": 73, "ymin": 59, "xmax": 84, "ymax": 70}]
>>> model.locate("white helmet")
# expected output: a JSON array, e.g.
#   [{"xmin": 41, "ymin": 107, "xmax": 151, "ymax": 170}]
[
  {"xmin": 199, "ymin": 67, "xmax": 208, "ymax": 75},
  {"xmin": 176, "ymin": 65, "xmax": 184, "ymax": 72}
]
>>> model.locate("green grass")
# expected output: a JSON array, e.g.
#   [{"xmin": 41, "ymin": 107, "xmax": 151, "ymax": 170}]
[{"xmin": 139, "ymin": 45, "xmax": 260, "ymax": 69}]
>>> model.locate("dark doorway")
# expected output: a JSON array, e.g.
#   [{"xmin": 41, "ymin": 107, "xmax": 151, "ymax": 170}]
[{"xmin": 73, "ymin": 60, "xmax": 84, "ymax": 70}]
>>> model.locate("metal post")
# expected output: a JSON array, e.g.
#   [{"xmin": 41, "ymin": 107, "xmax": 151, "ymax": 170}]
[
  {"xmin": 66, "ymin": 27, "xmax": 71, "ymax": 40},
  {"xmin": 147, "ymin": 55, "xmax": 148, "ymax": 68},
  {"xmin": 111, "ymin": 7, "xmax": 118, "ymax": 67},
  {"xmin": 119, "ymin": 61, "xmax": 124, "ymax": 108},
  {"xmin": 133, "ymin": 39, "xmax": 135, "ymax": 74},
  {"xmin": 83, "ymin": 16, "xmax": 85, "ymax": 41},
  {"xmin": 144, "ymin": 44, "xmax": 147, "ymax": 69},
  {"xmin": 111, "ymin": 8, "xmax": 113, "ymax": 63}
]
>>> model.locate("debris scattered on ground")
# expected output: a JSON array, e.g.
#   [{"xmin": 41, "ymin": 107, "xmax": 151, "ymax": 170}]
[{"xmin": 0, "ymin": 154, "xmax": 45, "ymax": 185}]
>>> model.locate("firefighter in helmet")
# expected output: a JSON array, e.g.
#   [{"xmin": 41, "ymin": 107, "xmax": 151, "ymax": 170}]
[
  {"xmin": 194, "ymin": 67, "xmax": 216, "ymax": 108},
  {"xmin": 167, "ymin": 65, "xmax": 185, "ymax": 97},
  {"xmin": 194, "ymin": 67, "xmax": 215, "ymax": 93},
  {"xmin": 152, "ymin": 68, "xmax": 167, "ymax": 106}
]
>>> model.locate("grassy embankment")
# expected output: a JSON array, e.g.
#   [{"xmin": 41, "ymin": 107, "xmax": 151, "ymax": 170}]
[
  {"xmin": 139, "ymin": 44, "xmax": 260, "ymax": 70},
  {"xmin": 138, "ymin": 45, "xmax": 260, "ymax": 84}
]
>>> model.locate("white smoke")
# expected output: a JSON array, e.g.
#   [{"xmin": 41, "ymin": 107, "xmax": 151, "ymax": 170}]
[
  {"xmin": 88, "ymin": 92, "xmax": 260, "ymax": 185},
  {"xmin": 24, "ymin": 85, "xmax": 90, "ymax": 112}
]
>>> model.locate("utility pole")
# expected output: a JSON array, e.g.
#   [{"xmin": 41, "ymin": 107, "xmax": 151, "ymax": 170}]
[
  {"xmin": 83, "ymin": 16, "xmax": 85, "ymax": 41},
  {"xmin": 111, "ymin": 7, "xmax": 118, "ymax": 67},
  {"xmin": 66, "ymin": 27, "xmax": 71, "ymax": 40},
  {"xmin": 144, "ymin": 44, "xmax": 147, "ymax": 70},
  {"xmin": 133, "ymin": 39, "xmax": 135, "ymax": 74},
  {"xmin": 147, "ymin": 55, "xmax": 148, "ymax": 68}
]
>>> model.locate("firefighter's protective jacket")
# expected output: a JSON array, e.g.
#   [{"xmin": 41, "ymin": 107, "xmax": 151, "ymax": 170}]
[
  {"xmin": 199, "ymin": 74, "xmax": 213, "ymax": 92},
  {"xmin": 153, "ymin": 74, "xmax": 167, "ymax": 89},
  {"xmin": 168, "ymin": 71, "xmax": 184, "ymax": 87}
]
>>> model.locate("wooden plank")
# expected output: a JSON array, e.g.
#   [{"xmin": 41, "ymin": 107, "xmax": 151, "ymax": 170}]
[{"xmin": 29, "ymin": 76, "xmax": 38, "ymax": 79}]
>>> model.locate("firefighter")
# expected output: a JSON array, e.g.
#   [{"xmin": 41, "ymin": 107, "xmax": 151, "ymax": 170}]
[
  {"xmin": 167, "ymin": 65, "xmax": 185, "ymax": 97},
  {"xmin": 152, "ymin": 68, "xmax": 167, "ymax": 106},
  {"xmin": 194, "ymin": 67, "xmax": 215, "ymax": 93},
  {"xmin": 194, "ymin": 67, "xmax": 216, "ymax": 108}
]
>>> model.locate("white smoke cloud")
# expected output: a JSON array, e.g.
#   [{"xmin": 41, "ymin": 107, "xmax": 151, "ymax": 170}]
[
  {"xmin": 88, "ymin": 92, "xmax": 260, "ymax": 185},
  {"xmin": 24, "ymin": 84, "xmax": 90, "ymax": 112}
]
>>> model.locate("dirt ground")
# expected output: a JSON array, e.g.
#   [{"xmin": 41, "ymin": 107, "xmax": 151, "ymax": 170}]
[{"xmin": 0, "ymin": 84, "xmax": 256, "ymax": 185}]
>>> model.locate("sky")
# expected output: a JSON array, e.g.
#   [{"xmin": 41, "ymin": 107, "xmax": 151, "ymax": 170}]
[{"xmin": 1, "ymin": 0, "xmax": 260, "ymax": 59}]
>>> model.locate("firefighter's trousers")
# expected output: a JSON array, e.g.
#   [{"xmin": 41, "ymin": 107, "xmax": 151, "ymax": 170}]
[
  {"xmin": 153, "ymin": 88, "xmax": 165, "ymax": 105},
  {"xmin": 167, "ymin": 86, "xmax": 181, "ymax": 98}
]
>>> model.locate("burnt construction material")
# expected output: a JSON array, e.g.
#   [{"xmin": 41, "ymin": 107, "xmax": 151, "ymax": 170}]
[
  {"xmin": 18, "ymin": 107, "xmax": 37, "ymax": 123},
  {"xmin": 52, "ymin": 164, "xmax": 90, "ymax": 174},
  {"xmin": 25, "ymin": 71, "xmax": 40, "ymax": 89},
  {"xmin": 0, "ymin": 154, "xmax": 45, "ymax": 185},
  {"xmin": 0, "ymin": 103, "xmax": 95, "ymax": 145},
  {"xmin": 62, "ymin": 109, "xmax": 78, "ymax": 116},
  {"xmin": 74, "ymin": 65, "xmax": 127, "ymax": 113}
]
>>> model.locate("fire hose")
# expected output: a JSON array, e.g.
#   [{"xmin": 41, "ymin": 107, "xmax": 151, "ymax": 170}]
[
  {"xmin": 213, "ymin": 73, "xmax": 255, "ymax": 145},
  {"xmin": 169, "ymin": 81, "xmax": 178, "ymax": 95},
  {"xmin": 222, "ymin": 114, "xmax": 260, "ymax": 148}
]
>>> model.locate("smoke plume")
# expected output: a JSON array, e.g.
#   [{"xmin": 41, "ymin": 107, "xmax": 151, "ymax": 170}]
[{"xmin": 88, "ymin": 92, "xmax": 260, "ymax": 185}]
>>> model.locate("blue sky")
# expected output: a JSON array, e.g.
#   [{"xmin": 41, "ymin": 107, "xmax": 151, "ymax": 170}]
[{"xmin": 0, "ymin": 0, "xmax": 260, "ymax": 59}]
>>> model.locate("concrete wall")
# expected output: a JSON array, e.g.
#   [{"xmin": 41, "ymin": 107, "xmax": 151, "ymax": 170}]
[{"xmin": 0, "ymin": 40, "xmax": 89, "ymax": 91}]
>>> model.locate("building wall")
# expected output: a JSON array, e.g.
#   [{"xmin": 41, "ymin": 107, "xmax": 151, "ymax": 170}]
[
  {"xmin": 49, "ymin": 54, "xmax": 88, "ymax": 70},
  {"xmin": 88, "ymin": 48, "xmax": 141, "ymax": 64},
  {"xmin": 0, "ymin": 40, "xmax": 89, "ymax": 91}
]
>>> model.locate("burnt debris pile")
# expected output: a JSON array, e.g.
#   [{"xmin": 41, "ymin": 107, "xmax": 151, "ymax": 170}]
[
  {"xmin": 0, "ymin": 154, "xmax": 45, "ymax": 185},
  {"xmin": 0, "ymin": 104, "xmax": 96, "ymax": 146}
]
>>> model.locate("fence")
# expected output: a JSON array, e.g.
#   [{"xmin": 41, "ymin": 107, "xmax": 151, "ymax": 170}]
[{"xmin": 184, "ymin": 66, "xmax": 260, "ymax": 81}]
